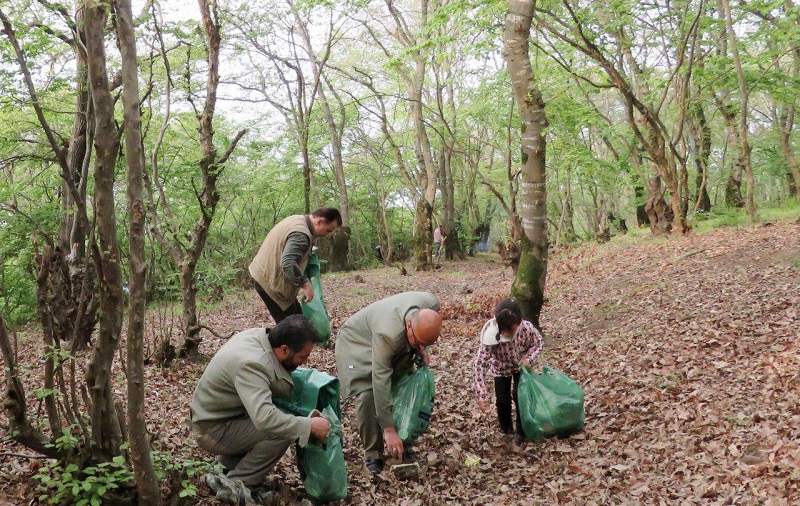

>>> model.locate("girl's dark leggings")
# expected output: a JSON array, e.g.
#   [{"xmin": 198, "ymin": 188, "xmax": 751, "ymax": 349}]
[{"xmin": 494, "ymin": 371, "xmax": 523, "ymax": 436}]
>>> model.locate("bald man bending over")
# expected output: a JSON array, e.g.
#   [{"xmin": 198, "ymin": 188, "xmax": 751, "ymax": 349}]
[{"xmin": 335, "ymin": 291, "xmax": 442, "ymax": 475}]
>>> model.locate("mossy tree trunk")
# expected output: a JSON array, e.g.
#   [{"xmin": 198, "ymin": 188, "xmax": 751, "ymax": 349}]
[{"xmin": 505, "ymin": 0, "xmax": 548, "ymax": 328}]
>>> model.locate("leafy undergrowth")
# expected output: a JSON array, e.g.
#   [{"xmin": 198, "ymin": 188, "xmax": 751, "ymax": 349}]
[{"xmin": 1, "ymin": 221, "xmax": 799, "ymax": 505}]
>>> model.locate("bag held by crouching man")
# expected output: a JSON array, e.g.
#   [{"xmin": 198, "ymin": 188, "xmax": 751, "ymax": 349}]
[
  {"xmin": 301, "ymin": 252, "xmax": 332, "ymax": 344},
  {"xmin": 518, "ymin": 366, "xmax": 585, "ymax": 442},
  {"xmin": 391, "ymin": 365, "xmax": 435, "ymax": 442},
  {"xmin": 273, "ymin": 368, "xmax": 347, "ymax": 502},
  {"xmin": 297, "ymin": 406, "xmax": 347, "ymax": 502}
]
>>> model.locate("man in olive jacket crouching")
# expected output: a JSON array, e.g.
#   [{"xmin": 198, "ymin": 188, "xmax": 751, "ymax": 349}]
[{"xmin": 189, "ymin": 315, "xmax": 329, "ymax": 504}]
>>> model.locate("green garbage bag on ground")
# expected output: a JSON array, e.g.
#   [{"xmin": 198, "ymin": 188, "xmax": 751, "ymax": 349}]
[
  {"xmin": 296, "ymin": 405, "xmax": 348, "ymax": 502},
  {"xmin": 518, "ymin": 366, "xmax": 585, "ymax": 442},
  {"xmin": 391, "ymin": 365, "xmax": 435, "ymax": 442},
  {"xmin": 274, "ymin": 368, "xmax": 347, "ymax": 502},
  {"xmin": 301, "ymin": 252, "xmax": 331, "ymax": 344}
]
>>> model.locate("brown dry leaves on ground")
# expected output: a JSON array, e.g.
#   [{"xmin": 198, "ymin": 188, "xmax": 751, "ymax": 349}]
[{"xmin": 1, "ymin": 221, "xmax": 799, "ymax": 505}]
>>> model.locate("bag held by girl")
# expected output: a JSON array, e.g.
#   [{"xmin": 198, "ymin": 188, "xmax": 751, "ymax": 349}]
[{"xmin": 518, "ymin": 366, "xmax": 585, "ymax": 442}]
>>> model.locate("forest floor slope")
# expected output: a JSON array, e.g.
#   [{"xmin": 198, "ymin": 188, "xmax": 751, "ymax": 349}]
[{"xmin": 1, "ymin": 220, "xmax": 798, "ymax": 505}]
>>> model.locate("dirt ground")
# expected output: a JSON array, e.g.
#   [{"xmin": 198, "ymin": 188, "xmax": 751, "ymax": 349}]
[{"xmin": 1, "ymin": 220, "xmax": 799, "ymax": 505}]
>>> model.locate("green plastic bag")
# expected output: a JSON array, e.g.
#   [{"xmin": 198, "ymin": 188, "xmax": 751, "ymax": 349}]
[
  {"xmin": 301, "ymin": 253, "xmax": 331, "ymax": 344},
  {"xmin": 391, "ymin": 365, "xmax": 435, "ymax": 442},
  {"xmin": 297, "ymin": 405, "xmax": 348, "ymax": 502},
  {"xmin": 518, "ymin": 366, "xmax": 585, "ymax": 442},
  {"xmin": 273, "ymin": 367, "xmax": 341, "ymax": 420},
  {"xmin": 274, "ymin": 369, "xmax": 347, "ymax": 502}
]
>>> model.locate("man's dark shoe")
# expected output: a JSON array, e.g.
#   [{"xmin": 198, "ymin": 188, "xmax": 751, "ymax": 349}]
[
  {"xmin": 402, "ymin": 448, "xmax": 417, "ymax": 463},
  {"xmin": 250, "ymin": 485, "xmax": 276, "ymax": 505},
  {"xmin": 365, "ymin": 458, "xmax": 384, "ymax": 475},
  {"xmin": 204, "ymin": 472, "xmax": 253, "ymax": 504}
]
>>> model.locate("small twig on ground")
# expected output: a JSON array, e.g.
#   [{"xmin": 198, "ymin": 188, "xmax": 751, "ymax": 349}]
[
  {"xmin": 198, "ymin": 324, "xmax": 235, "ymax": 339},
  {"xmin": 673, "ymin": 248, "xmax": 707, "ymax": 263},
  {"xmin": 0, "ymin": 452, "xmax": 55, "ymax": 459}
]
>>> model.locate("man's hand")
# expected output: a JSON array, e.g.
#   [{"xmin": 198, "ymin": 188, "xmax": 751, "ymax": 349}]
[
  {"xmin": 310, "ymin": 415, "xmax": 330, "ymax": 441},
  {"xmin": 478, "ymin": 399, "xmax": 489, "ymax": 413},
  {"xmin": 383, "ymin": 426, "xmax": 404, "ymax": 460},
  {"xmin": 300, "ymin": 280, "xmax": 315, "ymax": 303},
  {"xmin": 420, "ymin": 349, "xmax": 431, "ymax": 366}
]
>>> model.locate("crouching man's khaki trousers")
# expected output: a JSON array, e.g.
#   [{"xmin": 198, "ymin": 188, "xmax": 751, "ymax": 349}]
[{"xmin": 192, "ymin": 416, "xmax": 294, "ymax": 487}]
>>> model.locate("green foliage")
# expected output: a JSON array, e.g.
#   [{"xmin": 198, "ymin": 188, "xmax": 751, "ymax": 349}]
[
  {"xmin": 692, "ymin": 207, "xmax": 747, "ymax": 231},
  {"xmin": 151, "ymin": 450, "xmax": 219, "ymax": 499},
  {"xmin": 692, "ymin": 199, "xmax": 800, "ymax": 233},
  {"xmin": 34, "ymin": 456, "xmax": 132, "ymax": 506}
]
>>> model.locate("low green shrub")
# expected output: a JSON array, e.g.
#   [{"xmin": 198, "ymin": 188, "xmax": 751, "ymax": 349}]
[{"xmin": 34, "ymin": 456, "xmax": 132, "ymax": 506}]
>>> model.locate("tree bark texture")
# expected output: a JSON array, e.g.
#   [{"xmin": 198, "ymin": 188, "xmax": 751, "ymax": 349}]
[
  {"xmin": 116, "ymin": 0, "xmax": 159, "ymax": 500},
  {"xmin": 0, "ymin": 311, "xmax": 56, "ymax": 457},
  {"xmin": 690, "ymin": 99, "xmax": 712, "ymax": 213},
  {"xmin": 721, "ymin": 0, "xmax": 757, "ymax": 221},
  {"xmin": 413, "ymin": 200, "xmax": 433, "ymax": 271},
  {"xmin": 290, "ymin": 6, "xmax": 351, "ymax": 270},
  {"xmin": 0, "ymin": 8, "xmax": 99, "ymax": 350},
  {"xmin": 780, "ymin": 114, "xmax": 800, "ymax": 200},
  {"xmin": 178, "ymin": 0, "xmax": 247, "ymax": 358},
  {"xmin": 84, "ymin": 0, "xmax": 124, "ymax": 461},
  {"xmin": 505, "ymin": 0, "xmax": 549, "ymax": 328}
]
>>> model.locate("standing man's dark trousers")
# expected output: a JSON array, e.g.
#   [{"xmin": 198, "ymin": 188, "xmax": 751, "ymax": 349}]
[
  {"xmin": 254, "ymin": 279, "xmax": 302, "ymax": 324},
  {"xmin": 494, "ymin": 371, "xmax": 523, "ymax": 437}
]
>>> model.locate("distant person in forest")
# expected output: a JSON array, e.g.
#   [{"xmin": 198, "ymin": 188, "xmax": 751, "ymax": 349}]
[
  {"xmin": 472, "ymin": 298, "xmax": 543, "ymax": 446},
  {"xmin": 433, "ymin": 225, "xmax": 443, "ymax": 259},
  {"xmin": 249, "ymin": 207, "xmax": 341, "ymax": 323},
  {"xmin": 335, "ymin": 291, "xmax": 442, "ymax": 475},
  {"xmin": 188, "ymin": 315, "xmax": 330, "ymax": 504}
]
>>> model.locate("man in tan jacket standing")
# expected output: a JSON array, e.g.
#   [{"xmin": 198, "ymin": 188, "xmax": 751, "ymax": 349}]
[
  {"xmin": 249, "ymin": 207, "xmax": 341, "ymax": 323},
  {"xmin": 190, "ymin": 315, "xmax": 330, "ymax": 504},
  {"xmin": 335, "ymin": 291, "xmax": 442, "ymax": 475}
]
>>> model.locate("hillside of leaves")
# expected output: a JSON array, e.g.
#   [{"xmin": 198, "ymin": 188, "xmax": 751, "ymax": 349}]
[{"xmin": 1, "ymin": 220, "xmax": 798, "ymax": 505}]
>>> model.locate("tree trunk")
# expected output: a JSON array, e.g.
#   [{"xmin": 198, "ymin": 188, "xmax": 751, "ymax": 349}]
[
  {"xmin": 290, "ymin": 8, "xmax": 351, "ymax": 269},
  {"xmin": 178, "ymin": 259, "xmax": 201, "ymax": 359},
  {"xmin": 116, "ymin": 0, "xmax": 159, "ymax": 499},
  {"xmin": 413, "ymin": 200, "xmax": 433, "ymax": 271},
  {"xmin": 411, "ymin": 92, "xmax": 437, "ymax": 271},
  {"xmin": 634, "ymin": 182, "xmax": 650, "ymax": 227},
  {"xmin": 84, "ymin": 0, "xmax": 124, "ymax": 461},
  {"xmin": 505, "ymin": 0, "xmax": 548, "ymax": 328},
  {"xmin": 177, "ymin": 0, "xmax": 247, "ymax": 358},
  {"xmin": 0, "ymin": 311, "xmax": 56, "ymax": 457},
  {"xmin": 644, "ymin": 177, "xmax": 673, "ymax": 235},
  {"xmin": 778, "ymin": 109, "xmax": 800, "ymax": 201},
  {"xmin": 690, "ymin": 96, "xmax": 712, "ymax": 213},
  {"xmin": 0, "ymin": 8, "xmax": 99, "ymax": 350},
  {"xmin": 327, "ymin": 227, "xmax": 352, "ymax": 272},
  {"xmin": 721, "ymin": 0, "xmax": 757, "ymax": 221}
]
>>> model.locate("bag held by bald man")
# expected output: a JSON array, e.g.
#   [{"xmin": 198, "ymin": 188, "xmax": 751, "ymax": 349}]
[
  {"xmin": 518, "ymin": 366, "xmax": 585, "ymax": 442},
  {"xmin": 391, "ymin": 365, "xmax": 435, "ymax": 442}
]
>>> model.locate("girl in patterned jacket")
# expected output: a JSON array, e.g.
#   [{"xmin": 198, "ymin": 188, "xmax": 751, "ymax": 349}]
[{"xmin": 472, "ymin": 298, "xmax": 544, "ymax": 445}]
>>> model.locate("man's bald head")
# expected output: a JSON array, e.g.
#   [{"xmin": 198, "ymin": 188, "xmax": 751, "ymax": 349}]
[{"xmin": 407, "ymin": 308, "xmax": 442, "ymax": 347}]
